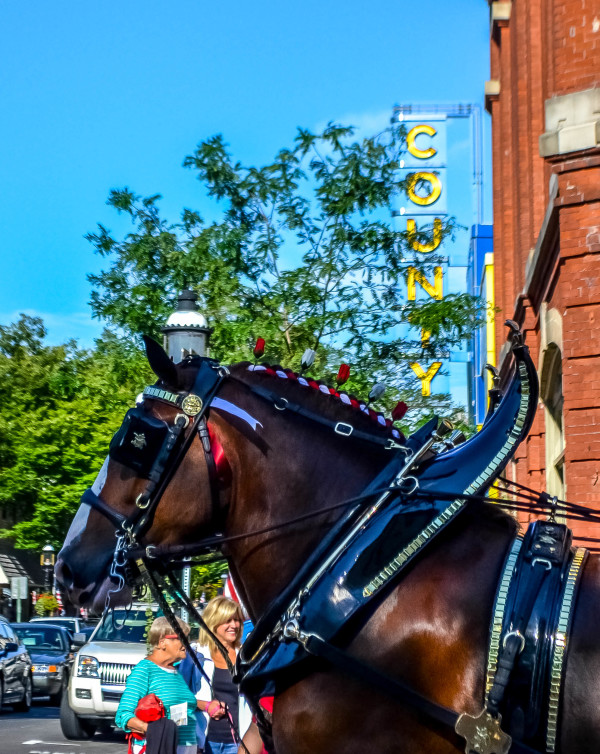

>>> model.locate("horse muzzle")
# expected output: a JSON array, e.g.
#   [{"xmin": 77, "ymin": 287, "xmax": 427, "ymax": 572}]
[{"xmin": 55, "ymin": 545, "xmax": 132, "ymax": 612}]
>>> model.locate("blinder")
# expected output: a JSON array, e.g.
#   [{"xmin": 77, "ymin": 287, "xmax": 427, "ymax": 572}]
[{"xmin": 109, "ymin": 407, "xmax": 170, "ymax": 478}]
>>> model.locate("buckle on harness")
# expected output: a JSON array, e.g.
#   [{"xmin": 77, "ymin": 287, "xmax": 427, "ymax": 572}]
[
  {"xmin": 384, "ymin": 438, "xmax": 406, "ymax": 450},
  {"xmin": 334, "ymin": 422, "xmax": 353, "ymax": 437},
  {"xmin": 502, "ymin": 630, "xmax": 526, "ymax": 654},
  {"xmin": 282, "ymin": 619, "xmax": 309, "ymax": 649}
]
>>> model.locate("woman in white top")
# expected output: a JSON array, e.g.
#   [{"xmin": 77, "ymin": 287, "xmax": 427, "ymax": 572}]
[{"xmin": 185, "ymin": 597, "xmax": 252, "ymax": 754}]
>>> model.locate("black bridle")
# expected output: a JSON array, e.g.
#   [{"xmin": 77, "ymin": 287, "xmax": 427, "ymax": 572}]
[
  {"xmin": 82, "ymin": 357, "xmax": 228, "ymax": 574},
  {"xmin": 81, "ymin": 357, "xmax": 410, "ymax": 589}
]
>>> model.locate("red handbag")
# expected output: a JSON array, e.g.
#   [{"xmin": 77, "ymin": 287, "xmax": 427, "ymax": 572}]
[
  {"xmin": 127, "ymin": 694, "xmax": 166, "ymax": 754},
  {"xmin": 136, "ymin": 693, "xmax": 165, "ymax": 722}
]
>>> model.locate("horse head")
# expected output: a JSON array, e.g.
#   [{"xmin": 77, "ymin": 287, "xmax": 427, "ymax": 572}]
[
  {"xmin": 55, "ymin": 337, "xmax": 398, "ymax": 614},
  {"xmin": 55, "ymin": 337, "xmax": 226, "ymax": 611}
]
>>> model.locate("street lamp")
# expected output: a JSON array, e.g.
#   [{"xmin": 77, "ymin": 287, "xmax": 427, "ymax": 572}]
[
  {"xmin": 40, "ymin": 544, "xmax": 55, "ymax": 593},
  {"xmin": 162, "ymin": 289, "xmax": 212, "ymax": 619},
  {"xmin": 161, "ymin": 289, "xmax": 212, "ymax": 361}
]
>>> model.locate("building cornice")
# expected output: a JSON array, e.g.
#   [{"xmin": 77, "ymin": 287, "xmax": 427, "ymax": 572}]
[{"xmin": 485, "ymin": 80, "xmax": 501, "ymax": 114}]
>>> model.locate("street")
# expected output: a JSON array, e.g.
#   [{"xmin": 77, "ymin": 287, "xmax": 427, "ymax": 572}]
[{"xmin": 0, "ymin": 700, "xmax": 127, "ymax": 754}]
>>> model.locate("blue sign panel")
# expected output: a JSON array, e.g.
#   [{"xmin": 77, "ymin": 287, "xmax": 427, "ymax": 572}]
[{"xmin": 392, "ymin": 105, "xmax": 484, "ymax": 421}]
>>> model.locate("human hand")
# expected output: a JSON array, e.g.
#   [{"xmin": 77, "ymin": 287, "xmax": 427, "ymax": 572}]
[
  {"xmin": 206, "ymin": 699, "xmax": 226, "ymax": 719},
  {"xmin": 127, "ymin": 716, "xmax": 149, "ymax": 735}
]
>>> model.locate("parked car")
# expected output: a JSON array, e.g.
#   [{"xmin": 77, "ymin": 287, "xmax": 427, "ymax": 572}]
[
  {"xmin": 30, "ymin": 616, "xmax": 90, "ymax": 636},
  {"xmin": 77, "ymin": 624, "xmax": 97, "ymax": 642},
  {"xmin": 61, "ymin": 606, "xmax": 154, "ymax": 740},
  {"xmin": 12, "ymin": 623, "xmax": 73, "ymax": 705},
  {"xmin": 0, "ymin": 616, "xmax": 32, "ymax": 712}
]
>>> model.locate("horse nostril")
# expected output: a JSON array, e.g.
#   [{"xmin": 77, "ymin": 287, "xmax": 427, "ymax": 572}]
[{"xmin": 55, "ymin": 558, "xmax": 74, "ymax": 590}]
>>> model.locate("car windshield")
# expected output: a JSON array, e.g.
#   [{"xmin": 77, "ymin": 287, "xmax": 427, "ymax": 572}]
[
  {"xmin": 16, "ymin": 626, "xmax": 67, "ymax": 652},
  {"xmin": 92, "ymin": 610, "xmax": 151, "ymax": 643}
]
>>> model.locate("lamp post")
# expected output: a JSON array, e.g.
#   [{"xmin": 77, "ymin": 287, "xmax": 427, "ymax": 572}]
[
  {"xmin": 161, "ymin": 289, "xmax": 212, "ymax": 360},
  {"xmin": 162, "ymin": 290, "xmax": 212, "ymax": 619},
  {"xmin": 40, "ymin": 544, "xmax": 55, "ymax": 593}
]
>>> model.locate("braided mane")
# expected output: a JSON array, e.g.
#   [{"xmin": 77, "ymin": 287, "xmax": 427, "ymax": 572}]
[{"xmin": 237, "ymin": 362, "xmax": 405, "ymax": 442}]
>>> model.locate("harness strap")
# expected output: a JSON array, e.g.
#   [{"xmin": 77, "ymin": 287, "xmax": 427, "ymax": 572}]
[
  {"xmin": 295, "ymin": 632, "xmax": 542, "ymax": 754},
  {"xmin": 81, "ymin": 488, "xmax": 127, "ymax": 528},
  {"xmin": 487, "ymin": 561, "xmax": 551, "ymax": 718},
  {"xmin": 229, "ymin": 375, "xmax": 405, "ymax": 451},
  {"xmin": 197, "ymin": 418, "xmax": 222, "ymax": 526}
]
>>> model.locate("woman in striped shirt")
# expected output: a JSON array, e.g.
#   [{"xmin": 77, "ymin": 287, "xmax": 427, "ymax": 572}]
[{"xmin": 116, "ymin": 616, "xmax": 200, "ymax": 754}]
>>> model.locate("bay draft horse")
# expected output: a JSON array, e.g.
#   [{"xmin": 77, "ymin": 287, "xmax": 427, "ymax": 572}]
[{"xmin": 56, "ymin": 335, "xmax": 600, "ymax": 754}]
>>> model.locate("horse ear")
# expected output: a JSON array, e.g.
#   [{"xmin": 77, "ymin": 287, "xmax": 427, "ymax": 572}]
[{"xmin": 143, "ymin": 335, "xmax": 178, "ymax": 386}]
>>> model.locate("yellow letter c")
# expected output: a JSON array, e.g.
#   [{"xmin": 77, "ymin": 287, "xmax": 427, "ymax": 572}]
[{"xmin": 406, "ymin": 124, "xmax": 437, "ymax": 160}]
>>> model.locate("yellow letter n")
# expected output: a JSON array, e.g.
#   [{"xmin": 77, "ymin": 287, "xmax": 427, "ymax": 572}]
[
  {"xmin": 410, "ymin": 362, "xmax": 442, "ymax": 397},
  {"xmin": 407, "ymin": 266, "xmax": 443, "ymax": 301}
]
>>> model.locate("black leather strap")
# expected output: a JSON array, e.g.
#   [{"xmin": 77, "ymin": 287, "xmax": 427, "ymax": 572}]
[
  {"xmin": 487, "ymin": 562, "xmax": 550, "ymax": 718},
  {"xmin": 301, "ymin": 633, "xmax": 542, "ymax": 754},
  {"xmin": 230, "ymin": 376, "xmax": 405, "ymax": 450},
  {"xmin": 197, "ymin": 417, "xmax": 222, "ymax": 527},
  {"xmin": 81, "ymin": 488, "xmax": 127, "ymax": 529}
]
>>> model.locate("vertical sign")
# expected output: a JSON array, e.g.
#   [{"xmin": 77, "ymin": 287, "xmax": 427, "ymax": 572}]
[
  {"xmin": 396, "ymin": 116, "xmax": 448, "ymax": 397},
  {"xmin": 393, "ymin": 106, "xmax": 479, "ymax": 416},
  {"xmin": 10, "ymin": 576, "xmax": 27, "ymax": 622}
]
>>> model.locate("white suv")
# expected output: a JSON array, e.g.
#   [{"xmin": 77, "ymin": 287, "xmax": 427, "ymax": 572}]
[{"xmin": 60, "ymin": 607, "xmax": 154, "ymax": 740}]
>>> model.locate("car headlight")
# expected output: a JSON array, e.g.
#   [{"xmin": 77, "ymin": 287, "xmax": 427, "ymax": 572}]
[{"xmin": 76, "ymin": 655, "xmax": 100, "ymax": 678}]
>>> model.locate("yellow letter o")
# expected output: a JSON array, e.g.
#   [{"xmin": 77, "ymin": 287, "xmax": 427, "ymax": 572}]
[{"xmin": 407, "ymin": 172, "xmax": 442, "ymax": 206}]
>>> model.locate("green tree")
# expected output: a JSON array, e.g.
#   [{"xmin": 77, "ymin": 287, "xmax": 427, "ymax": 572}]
[
  {"xmin": 0, "ymin": 315, "xmax": 153, "ymax": 549},
  {"xmin": 190, "ymin": 561, "xmax": 228, "ymax": 602},
  {"xmin": 87, "ymin": 123, "xmax": 485, "ymax": 427}
]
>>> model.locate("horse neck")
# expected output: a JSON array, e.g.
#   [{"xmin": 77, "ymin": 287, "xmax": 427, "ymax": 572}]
[{"xmin": 211, "ymin": 382, "xmax": 390, "ymax": 619}]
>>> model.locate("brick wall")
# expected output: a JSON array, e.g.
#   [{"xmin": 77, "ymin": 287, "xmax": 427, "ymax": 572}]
[{"xmin": 488, "ymin": 0, "xmax": 600, "ymax": 545}]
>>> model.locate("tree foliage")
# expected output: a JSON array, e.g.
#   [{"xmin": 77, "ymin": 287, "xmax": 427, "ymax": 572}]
[
  {"xmin": 35, "ymin": 592, "xmax": 60, "ymax": 616},
  {"xmin": 190, "ymin": 560, "xmax": 228, "ymax": 602},
  {"xmin": 1, "ymin": 123, "xmax": 486, "ymax": 549},
  {"xmin": 0, "ymin": 315, "xmax": 153, "ymax": 549},
  {"xmin": 87, "ymin": 123, "xmax": 484, "ymax": 422}
]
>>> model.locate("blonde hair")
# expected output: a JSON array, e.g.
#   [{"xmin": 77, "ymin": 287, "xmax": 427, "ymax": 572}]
[
  {"xmin": 198, "ymin": 596, "xmax": 244, "ymax": 653},
  {"xmin": 147, "ymin": 616, "xmax": 190, "ymax": 648}
]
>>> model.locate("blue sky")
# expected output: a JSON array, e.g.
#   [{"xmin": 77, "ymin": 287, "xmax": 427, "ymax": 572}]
[{"xmin": 0, "ymin": 1, "xmax": 492, "ymax": 347}]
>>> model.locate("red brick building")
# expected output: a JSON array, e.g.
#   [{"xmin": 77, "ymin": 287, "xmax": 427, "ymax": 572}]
[{"xmin": 485, "ymin": 0, "xmax": 600, "ymax": 543}]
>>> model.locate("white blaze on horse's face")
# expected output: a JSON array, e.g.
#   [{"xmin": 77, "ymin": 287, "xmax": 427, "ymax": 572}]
[{"xmin": 60, "ymin": 456, "xmax": 109, "ymax": 553}]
